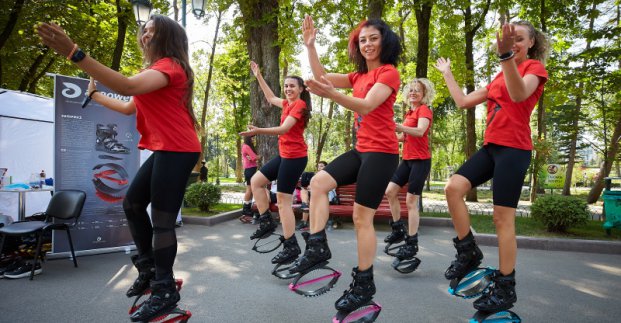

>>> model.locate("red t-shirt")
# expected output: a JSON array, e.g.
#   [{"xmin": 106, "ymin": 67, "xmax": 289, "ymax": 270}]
[
  {"xmin": 484, "ymin": 59, "xmax": 548, "ymax": 150},
  {"xmin": 278, "ymin": 99, "xmax": 308, "ymax": 158},
  {"xmin": 133, "ymin": 57, "xmax": 201, "ymax": 152},
  {"xmin": 402, "ymin": 104, "xmax": 433, "ymax": 160},
  {"xmin": 348, "ymin": 64, "xmax": 400, "ymax": 154}
]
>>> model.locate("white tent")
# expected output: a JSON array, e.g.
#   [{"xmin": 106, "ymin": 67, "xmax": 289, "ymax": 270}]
[{"xmin": 0, "ymin": 88, "xmax": 54, "ymax": 219}]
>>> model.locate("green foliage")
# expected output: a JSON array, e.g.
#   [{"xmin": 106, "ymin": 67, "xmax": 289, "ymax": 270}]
[
  {"xmin": 531, "ymin": 194, "xmax": 589, "ymax": 232},
  {"xmin": 184, "ymin": 182, "xmax": 222, "ymax": 212}
]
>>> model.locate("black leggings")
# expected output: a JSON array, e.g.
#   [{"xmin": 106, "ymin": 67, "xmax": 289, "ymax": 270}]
[
  {"xmin": 455, "ymin": 144, "xmax": 531, "ymax": 208},
  {"xmin": 390, "ymin": 159, "xmax": 432, "ymax": 195},
  {"xmin": 324, "ymin": 149, "xmax": 398, "ymax": 209},
  {"xmin": 123, "ymin": 151, "xmax": 199, "ymax": 281}
]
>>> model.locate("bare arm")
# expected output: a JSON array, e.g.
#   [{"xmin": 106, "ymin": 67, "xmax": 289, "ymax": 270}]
[
  {"xmin": 434, "ymin": 58, "xmax": 487, "ymax": 108},
  {"xmin": 239, "ymin": 116, "xmax": 297, "ymax": 137},
  {"xmin": 306, "ymin": 76, "xmax": 393, "ymax": 115},
  {"xmin": 250, "ymin": 61, "xmax": 283, "ymax": 108},
  {"xmin": 87, "ymin": 78, "xmax": 136, "ymax": 115},
  {"xmin": 37, "ymin": 23, "xmax": 168, "ymax": 96},
  {"xmin": 496, "ymin": 24, "xmax": 542, "ymax": 102},
  {"xmin": 302, "ymin": 15, "xmax": 352, "ymax": 88},
  {"xmin": 396, "ymin": 118, "xmax": 430, "ymax": 137}
]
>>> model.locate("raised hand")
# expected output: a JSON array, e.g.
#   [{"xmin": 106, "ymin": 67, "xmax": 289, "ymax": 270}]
[
  {"xmin": 249, "ymin": 61, "xmax": 260, "ymax": 77},
  {"xmin": 496, "ymin": 23, "xmax": 515, "ymax": 55},
  {"xmin": 302, "ymin": 15, "xmax": 318, "ymax": 48},
  {"xmin": 36, "ymin": 22, "xmax": 75, "ymax": 58},
  {"xmin": 88, "ymin": 77, "xmax": 97, "ymax": 96},
  {"xmin": 434, "ymin": 57, "xmax": 452, "ymax": 75}
]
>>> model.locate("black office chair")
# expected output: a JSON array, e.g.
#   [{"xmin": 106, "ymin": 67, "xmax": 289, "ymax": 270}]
[{"xmin": 0, "ymin": 190, "xmax": 86, "ymax": 280}]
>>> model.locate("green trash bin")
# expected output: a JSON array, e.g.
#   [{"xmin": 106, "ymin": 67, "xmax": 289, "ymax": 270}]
[{"xmin": 602, "ymin": 190, "xmax": 621, "ymax": 235}]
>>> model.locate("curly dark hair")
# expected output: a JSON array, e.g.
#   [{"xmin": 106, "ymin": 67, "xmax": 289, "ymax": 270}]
[
  {"xmin": 348, "ymin": 19, "xmax": 402, "ymax": 73},
  {"xmin": 286, "ymin": 76, "xmax": 312, "ymax": 128}
]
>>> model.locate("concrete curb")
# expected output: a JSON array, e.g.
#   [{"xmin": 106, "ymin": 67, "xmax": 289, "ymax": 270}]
[{"xmin": 183, "ymin": 209, "xmax": 242, "ymax": 226}]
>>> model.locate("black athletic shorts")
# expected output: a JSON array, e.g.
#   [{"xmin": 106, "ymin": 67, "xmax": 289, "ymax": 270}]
[
  {"xmin": 260, "ymin": 155, "xmax": 307, "ymax": 194},
  {"xmin": 244, "ymin": 167, "xmax": 257, "ymax": 185},
  {"xmin": 390, "ymin": 159, "xmax": 431, "ymax": 195},
  {"xmin": 455, "ymin": 143, "xmax": 531, "ymax": 208},
  {"xmin": 324, "ymin": 149, "xmax": 398, "ymax": 209}
]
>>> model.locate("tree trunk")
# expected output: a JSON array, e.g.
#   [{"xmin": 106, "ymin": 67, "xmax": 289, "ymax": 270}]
[
  {"xmin": 28, "ymin": 57, "xmax": 55, "ymax": 93},
  {"xmin": 18, "ymin": 47, "xmax": 49, "ymax": 91},
  {"xmin": 239, "ymin": 0, "xmax": 281, "ymax": 163},
  {"xmin": 368, "ymin": 0, "xmax": 384, "ymax": 20},
  {"xmin": 397, "ymin": 8, "xmax": 411, "ymax": 67},
  {"xmin": 563, "ymin": 0, "xmax": 597, "ymax": 195},
  {"xmin": 316, "ymin": 101, "xmax": 336, "ymax": 164},
  {"xmin": 530, "ymin": 0, "xmax": 548, "ymax": 202},
  {"xmin": 196, "ymin": 9, "xmax": 223, "ymax": 171},
  {"xmin": 587, "ymin": 115, "xmax": 621, "ymax": 203},
  {"xmin": 414, "ymin": 0, "xmax": 432, "ymax": 78},
  {"xmin": 111, "ymin": 0, "xmax": 129, "ymax": 72},
  {"xmin": 0, "ymin": 0, "xmax": 25, "ymax": 51},
  {"xmin": 345, "ymin": 111, "xmax": 352, "ymax": 150}
]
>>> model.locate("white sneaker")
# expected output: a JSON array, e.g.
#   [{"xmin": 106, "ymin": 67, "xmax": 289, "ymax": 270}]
[{"xmin": 3, "ymin": 262, "xmax": 42, "ymax": 279}]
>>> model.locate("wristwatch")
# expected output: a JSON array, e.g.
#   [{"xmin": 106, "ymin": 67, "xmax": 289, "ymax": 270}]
[
  {"xmin": 498, "ymin": 50, "xmax": 514, "ymax": 61},
  {"xmin": 71, "ymin": 48, "xmax": 86, "ymax": 63}
]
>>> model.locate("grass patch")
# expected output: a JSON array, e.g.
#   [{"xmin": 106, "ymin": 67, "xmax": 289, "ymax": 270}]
[
  {"xmin": 422, "ymin": 211, "xmax": 621, "ymax": 241},
  {"xmin": 182, "ymin": 203, "xmax": 240, "ymax": 217}
]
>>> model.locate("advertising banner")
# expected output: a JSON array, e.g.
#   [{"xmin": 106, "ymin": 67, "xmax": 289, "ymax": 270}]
[{"xmin": 53, "ymin": 74, "xmax": 138, "ymax": 254}]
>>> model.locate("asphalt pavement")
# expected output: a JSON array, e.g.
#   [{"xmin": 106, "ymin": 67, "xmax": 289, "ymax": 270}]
[{"xmin": 1, "ymin": 219, "xmax": 620, "ymax": 322}]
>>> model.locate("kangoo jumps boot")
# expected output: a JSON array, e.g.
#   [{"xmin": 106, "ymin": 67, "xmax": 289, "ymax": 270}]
[
  {"xmin": 444, "ymin": 231, "xmax": 483, "ymax": 280},
  {"xmin": 473, "ymin": 270, "xmax": 517, "ymax": 312},
  {"xmin": 384, "ymin": 219, "xmax": 407, "ymax": 244},
  {"xmin": 335, "ymin": 266, "xmax": 376, "ymax": 312},
  {"xmin": 289, "ymin": 230, "xmax": 331, "ymax": 273},
  {"xmin": 126, "ymin": 255, "xmax": 156, "ymax": 297},
  {"xmin": 271, "ymin": 234, "xmax": 302, "ymax": 264},
  {"xmin": 250, "ymin": 211, "xmax": 277, "ymax": 240},
  {"xmin": 130, "ymin": 278, "xmax": 181, "ymax": 322},
  {"xmin": 395, "ymin": 234, "xmax": 419, "ymax": 260}
]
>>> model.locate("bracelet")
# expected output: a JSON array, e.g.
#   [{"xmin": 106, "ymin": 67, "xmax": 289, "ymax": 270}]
[
  {"xmin": 498, "ymin": 50, "xmax": 515, "ymax": 62},
  {"xmin": 67, "ymin": 44, "xmax": 78, "ymax": 60},
  {"xmin": 89, "ymin": 90, "xmax": 99, "ymax": 98}
]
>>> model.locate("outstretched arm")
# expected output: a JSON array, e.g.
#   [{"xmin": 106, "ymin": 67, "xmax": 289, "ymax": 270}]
[
  {"xmin": 496, "ymin": 24, "xmax": 542, "ymax": 102},
  {"xmin": 36, "ymin": 22, "xmax": 168, "ymax": 97},
  {"xmin": 239, "ymin": 116, "xmax": 298, "ymax": 137},
  {"xmin": 87, "ymin": 78, "xmax": 136, "ymax": 115},
  {"xmin": 434, "ymin": 58, "xmax": 487, "ymax": 108},
  {"xmin": 302, "ymin": 15, "xmax": 351, "ymax": 88},
  {"xmin": 305, "ymin": 76, "xmax": 392, "ymax": 115},
  {"xmin": 250, "ymin": 61, "xmax": 283, "ymax": 108}
]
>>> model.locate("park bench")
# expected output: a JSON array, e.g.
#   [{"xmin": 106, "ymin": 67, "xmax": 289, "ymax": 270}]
[{"xmin": 328, "ymin": 184, "xmax": 410, "ymax": 220}]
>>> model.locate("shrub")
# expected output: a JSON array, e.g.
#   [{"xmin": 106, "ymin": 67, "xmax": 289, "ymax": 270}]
[
  {"xmin": 184, "ymin": 182, "xmax": 221, "ymax": 212},
  {"xmin": 531, "ymin": 195, "xmax": 589, "ymax": 232}
]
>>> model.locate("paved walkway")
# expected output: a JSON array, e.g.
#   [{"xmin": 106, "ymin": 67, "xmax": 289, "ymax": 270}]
[{"xmin": 1, "ymin": 220, "xmax": 620, "ymax": 322}]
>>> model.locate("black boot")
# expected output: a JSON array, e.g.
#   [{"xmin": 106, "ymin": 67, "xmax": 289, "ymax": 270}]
[
  {"xmin": 241, "ymin": 203, "xmax": 252, "ymax": 216},
  {"xmin": 444, "ymin": 231, "xmax": 483, "ymax": 280},
  {"xmin": 384, "ymin": 219, "xmax": 407, "ymax": 244},
  {"xmin": 473, "ymin": 270, "xmax": 517, "ymax": 311},
  {"xmin": 395, "ymin": 234, "xmax": 419, "ymax": 260},
  {"xmin": 289, "ymin": 230, "xmax": 331, "ymax": 273},
  {"xmin": 335, "ymin": 266, "xmax": 376, "ymax": 312},
  {"xmin": 250, "ymin": 211, "xmax": 277, "ymax": 240},
  {"xmin": 130, "ymin": 278, "xmax": 181, "ymax": 322},
  {"xmin": 271, "ymin": 235, "xmax": 301, "ymax": 264},
  {"xmin": 126, "ymin": 254, "xmax": 155, "ymax": 297}
]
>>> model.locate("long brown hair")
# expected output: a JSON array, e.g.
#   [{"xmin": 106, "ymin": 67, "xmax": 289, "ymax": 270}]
[
  {"xmin": 286, "ymin": 75, "xmax": 312, "ymax": 128},
  {"xmin": 138, "ymin": 15, "xmax": 198, "ymax": 128},
  {"xmin": 513, "ymin": 20, "xmax": 550, "ymax": 64}
]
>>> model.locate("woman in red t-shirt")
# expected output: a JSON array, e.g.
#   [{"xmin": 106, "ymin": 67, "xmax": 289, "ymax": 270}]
[
  {"xmin": 240, "ymin": 61, "xmax": 311, "ymax": 265},
  {"xmin": 37, "ymin": 15, "xmax": 200, "ymax": 322},
  {"xmin": 435, "ymin": 21, "xmax": 549, "ymax": 312},
  {"xmin": 239, "ymin": 136, "xmax": 259, "ymax": 223},
  {"xmin": 383, "ymin": 78, "xmax": 435, "ymax": 265},
  {"xmin": 289, "ymin": 16, "xmax": 401, "ymax": 312}
]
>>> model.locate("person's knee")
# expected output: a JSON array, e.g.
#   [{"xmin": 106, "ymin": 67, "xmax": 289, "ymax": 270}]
[
  {"xmin": 352, "ymin": 212, "xmax": 373, "ymax": 230},
  {"xmin": 309, "ymin": 172, "xmax": 333, "ymax": 194},
  {"xmin": 406, "ymin": 195, "xmax": 419, "ymax": 210},
  {"xmin": 385, "ymin": 186, "xmax": 398, "ymax": 200},
  {"xmin": 276, "ymin": 192, "xmax": 292, "ymax": 206},
  {"xmin": 444, "ymin": 177, "xmax": 468, "ymax": 198}
]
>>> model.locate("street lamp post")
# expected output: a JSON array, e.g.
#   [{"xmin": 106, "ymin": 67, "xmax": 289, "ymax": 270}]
[{"xmin": 131, "ymin": 0, "xmax": 205, "ymax": 27}]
